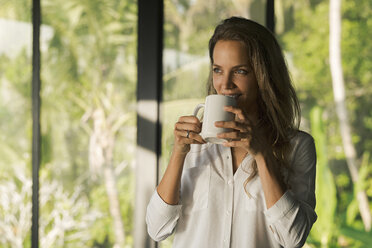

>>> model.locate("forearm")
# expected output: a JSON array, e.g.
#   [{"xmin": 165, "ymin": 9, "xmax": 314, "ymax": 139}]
[
  {"xmin": 157, "ymin": 148, "xmax": 187, "ymax": 205},
  {"xmin": 262, "ymin": 132, "xmax": 318, "ymax": 247},
  {"xmin": 255, "ymin": 153, "xmax": 286, "ymax": 209}
]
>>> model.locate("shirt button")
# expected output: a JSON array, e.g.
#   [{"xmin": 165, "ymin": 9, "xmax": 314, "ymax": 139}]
[
  {"xmin": 226, "ymin": 210, "xmax": 230, "ymax": 215},
  {"xmin": 227, "ymin": 180, "xmax": 232, "ymax": 185},
  {"xmin": 227, "ymin": 155, "xmax": 230, "ymax": 159}
]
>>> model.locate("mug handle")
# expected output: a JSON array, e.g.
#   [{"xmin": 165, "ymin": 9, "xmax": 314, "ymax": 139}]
[{"xmin": 193, "ymin": 103, "xmax": 205, "ymax": 118}]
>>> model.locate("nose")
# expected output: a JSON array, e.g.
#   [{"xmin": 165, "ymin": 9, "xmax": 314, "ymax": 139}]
[{"xmin": 221, "ymin": 72, "xmax": 235, "ymax": 90}]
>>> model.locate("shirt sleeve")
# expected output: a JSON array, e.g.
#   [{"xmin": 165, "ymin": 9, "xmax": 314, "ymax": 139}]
[
  {"xmin": 146, "ymin": 189, "xmax": 183, "ymax": 242},
  {"xmin": 263, "ymin": 132, "xmax": 317, "ymax": 248}
]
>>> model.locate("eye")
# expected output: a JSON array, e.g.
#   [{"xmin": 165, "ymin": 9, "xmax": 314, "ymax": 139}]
[
  {"xmin": 213, "ymin": 67, "xmax": 222, "ymax": 73},
  {"xmin": 235, "ymin": 69, "xmax": 248, "ymax": 75}
]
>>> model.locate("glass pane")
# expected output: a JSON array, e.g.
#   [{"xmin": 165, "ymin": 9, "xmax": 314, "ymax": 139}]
[
  {"xmin": 40, "ymin": 0, "xmax": 137, "ymax": 247},
  {"xmin": 274, "ymin": 3, "xmax": 327, "ymax": 245},
  {"xmin": 0, "ymin": 1, "xmax": 32, "ymax": 247},
  {"xmin": 275, "ymin": 1, "xmax": 372, "ymax": 247},
  {"xmin": 161, "ymin": 1, "xmax": 266, "ymax": 247}
]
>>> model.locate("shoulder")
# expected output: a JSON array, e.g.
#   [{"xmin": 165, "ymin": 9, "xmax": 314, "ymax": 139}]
[
  {"xmin": 289, "ymin": 130, "xmax": 316, "ymax": 155},
  {"xmin": 290, "ymin": 130, "xmax": 315, "ymax": 147},
  {"xmin": 288, "ymin": 130, "xmax": 316, "ymax": 169}
]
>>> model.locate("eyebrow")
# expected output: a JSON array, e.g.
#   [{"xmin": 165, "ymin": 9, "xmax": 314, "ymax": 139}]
[{"xmin": 213, "ymin": 63, "xmax": 250, "ymax": 69}]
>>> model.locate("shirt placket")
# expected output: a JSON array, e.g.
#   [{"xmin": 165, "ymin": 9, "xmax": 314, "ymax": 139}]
[{"xmin": 223, "ymin": 148, "xmax": 234, "ymax": 248}]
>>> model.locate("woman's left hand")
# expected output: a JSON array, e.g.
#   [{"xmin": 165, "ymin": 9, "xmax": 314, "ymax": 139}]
[{"xmin": 215, "ymin": 105, "xmax": 260, "ymax": 155}]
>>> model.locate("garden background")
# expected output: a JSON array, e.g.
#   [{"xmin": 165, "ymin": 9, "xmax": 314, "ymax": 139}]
[{"xmin": 0, "ymin": 0, "xmax": 371, "ymax": 247}]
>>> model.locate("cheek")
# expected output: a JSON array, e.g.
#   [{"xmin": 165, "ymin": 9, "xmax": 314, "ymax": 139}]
[
  {"xmin": 212, "ymin": 76, "xmax": 221, "ymax": 91},
  {"xmin": 241, "ymin": 77, "xmax": 258, "ymax": 94}
]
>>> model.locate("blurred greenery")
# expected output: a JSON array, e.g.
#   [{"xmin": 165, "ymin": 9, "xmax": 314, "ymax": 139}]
[
  {"xmin": 1, "ymin": 0, "xmax": 137, "ymax": 246},
  {"xmin": 308, "ymin": 107, "xmax": 337, "ymax": 247},
  {"xmin": 0, "ymin": 0, "xmax": 371, "ymax": 247}
]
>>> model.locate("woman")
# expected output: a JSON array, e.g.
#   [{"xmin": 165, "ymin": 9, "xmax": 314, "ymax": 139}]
[{"xmin": 146, "ymin": 17, "xmax": 317, "ymax": 248}]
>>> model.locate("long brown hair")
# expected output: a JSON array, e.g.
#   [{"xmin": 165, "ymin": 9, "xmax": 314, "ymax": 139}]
[{"xmin": 207, "ymin": 17, "xmax": 301, "ymax": 189}]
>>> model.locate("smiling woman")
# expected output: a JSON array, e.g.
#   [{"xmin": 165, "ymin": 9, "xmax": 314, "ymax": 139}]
[{"xmin": 147, "ymin": 16, "xmax": 317, "ymax": 248}]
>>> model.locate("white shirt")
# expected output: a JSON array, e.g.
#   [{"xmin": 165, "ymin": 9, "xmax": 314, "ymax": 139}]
[{"xmin": 146, "ymin": 131, "xmax": 317, "ymax": 248}]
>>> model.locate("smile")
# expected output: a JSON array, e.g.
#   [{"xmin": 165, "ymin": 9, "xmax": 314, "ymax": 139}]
[{"xmin": 224, "ymin": 94, "xmax": 242, "ymax": 99}]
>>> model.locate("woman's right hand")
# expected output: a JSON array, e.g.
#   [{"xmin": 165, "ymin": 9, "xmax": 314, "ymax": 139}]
[{"xmin": 173, "ymin": 116, "xmax": 205, "ymax": 154}]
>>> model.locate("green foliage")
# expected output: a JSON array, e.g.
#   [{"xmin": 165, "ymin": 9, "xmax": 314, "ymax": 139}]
[
  {"xmin": 0, "ymin": 163, "xmax": 100, "ymax": 248},
  {"xmin": 40, "ymin": 0, "xmax": 138, "ymax": 245},
  {"xmin": 163, "ymin": 58, "xmax": 209, "ymax": 101},
  {"xmin": 346, "ymin": 152, "xmax": 372, "ymax": 228},
  {"xmin": 1, "ymin": 0, "xmax": 138, "ymax": 246},
  {"xmin": 280, "ymin": 1, "xmax": 332, "ymax": 108},
  {"xmin": 341, "ymin": 0, "xmax": 372, "ymax": 158},
  {"xmin": 279, "ymin": 1, "xmax": 372, "ymax": 247},
  {"xmin": 309, "ymin": 107, "xmax": 337, "ymax": 246},
  {"xmin": 0, "ymin": 0, "xmax": 31, "ymax": 20},
  {"xmin": 88, "ymin": 168, "xmax": 135, "ymax": 247},
  {"xmin": 339, "ymin": 226, "xmax": 372, "ymax": 248}
]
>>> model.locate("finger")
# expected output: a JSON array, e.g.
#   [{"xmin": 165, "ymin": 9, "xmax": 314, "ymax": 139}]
[
  {"xmin": 174, "ymin": 130, "xmax": 206, "ymax": 144},
  {"xmin": 217, "ymin": 131, "xmax": 250, "ymax": 140},
  {"xmin": 174, "ymin": 129, "xmax": 190, "ymax": 139},
  {"xmin": 224, "ymin": 106, "xmax": 246, "ymax": 120},
  {"xmin": 187, "ymin": 131, "xmax": 206, "ymax": 144},
  {"xmin": 192, "ymin": 134, "xmax": 207, "ymax": 144},
  {"xmin": 174, "ymin": 134, "xmax": 194, "ymax": 144},
  {"xmin": 178, "ymin": 115, "xmax": 201, "ymax": 125},
  {"xmin": 175, "ymin": 122, "xmax": 202, "ymax": 133},
  {"xmin": 214, "ymin": 121, "xmax": 248, "ymax": 132}
]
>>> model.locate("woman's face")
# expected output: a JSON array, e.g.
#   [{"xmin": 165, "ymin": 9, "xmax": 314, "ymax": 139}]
[{"xmin": 212, "ymin": 40, "xmax": 259, "ymax": 116}]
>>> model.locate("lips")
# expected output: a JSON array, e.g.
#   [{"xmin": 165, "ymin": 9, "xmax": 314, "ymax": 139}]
[{"xmin": 224, "ymin": 94, "xmax": 242, "ymax": 99}]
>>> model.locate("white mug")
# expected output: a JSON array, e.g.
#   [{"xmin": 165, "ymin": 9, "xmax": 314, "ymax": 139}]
[{"xmin": 193, "ymin": 95, "xmax": 237, "ymax": 144}]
